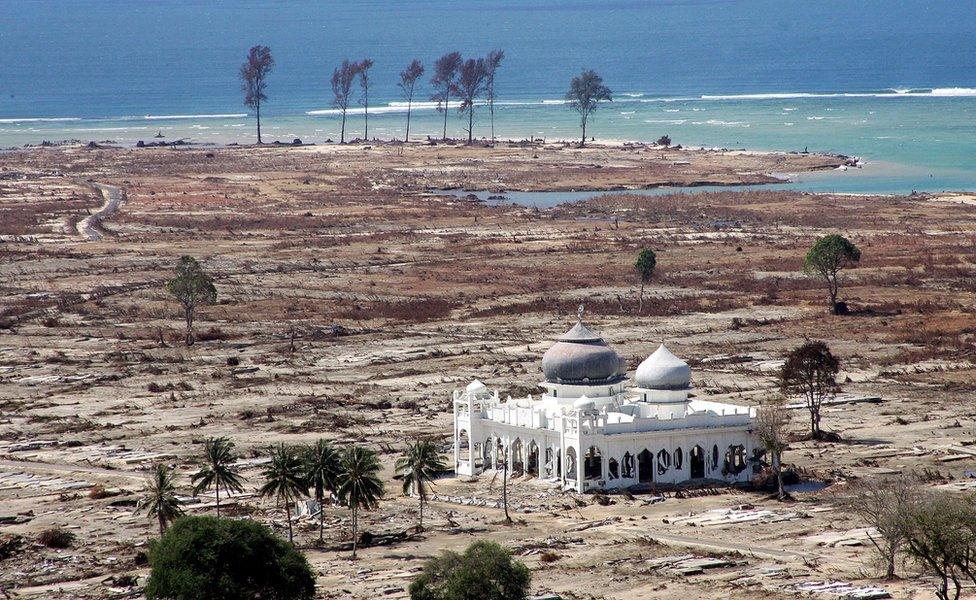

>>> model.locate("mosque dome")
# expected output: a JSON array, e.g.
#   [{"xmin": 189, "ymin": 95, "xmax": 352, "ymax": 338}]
[
  {"xmin": 465, "ymin": 380, "xmax": 488, "ymax": 395},
  {"xmin": 541, "ymin": 319, "xmax": 627, "ymax": 384},
  {"xmin": 635, "ymin": 344, "xmax": 692, "ymax": 390}
]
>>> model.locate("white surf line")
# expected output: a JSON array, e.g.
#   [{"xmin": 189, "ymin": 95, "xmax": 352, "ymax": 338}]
[{"xmin": 77, "ymin": 182, "xmax": 124, "ymax": 240}]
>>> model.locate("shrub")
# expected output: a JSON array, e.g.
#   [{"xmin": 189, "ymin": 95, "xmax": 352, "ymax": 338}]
[
  {"xmin": 145, "ymin": 516, "xmax": 315, "ymax": 600},
  {"xmin": 38, "ymin": 528, "xmax": 75, "ymax": 548},
  {"xmin": 409, "ymin": 539, "xmax": 531, "ymax": 600}
]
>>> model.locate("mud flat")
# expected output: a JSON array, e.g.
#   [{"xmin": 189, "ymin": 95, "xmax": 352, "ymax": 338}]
[{"xmin": 0, "ymin": 142, "xmax": 973, "ymax": 598}]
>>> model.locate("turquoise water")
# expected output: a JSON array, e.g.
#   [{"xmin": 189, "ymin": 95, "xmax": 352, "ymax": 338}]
[{"xmin": 2, "ymin": 1, "xmax": 975, "ymax": 192}]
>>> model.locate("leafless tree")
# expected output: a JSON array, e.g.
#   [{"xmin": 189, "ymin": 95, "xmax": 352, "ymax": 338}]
[
  {"xmin": 901, "ymin": 490, "xmax": 976, "ymax": 600},
  {"xmin": 457, "ymin": 58, "xmax": 487, "ymax": 144},
  {"xmin": 240, "ymin": 45, "xmax": 274, "ymax": 144},
  {"xmin": 398, "ymin": 59, "xmax": 424, "ymax": 142},
  {"xmin": 330, "ymin": 59, "xmax": 358, "ymax": 143},
  {"xmin": 837, "ymin": 474, "xmax": 920, "ymax": 579},
  {"xmin": 431, "ymin": 51, "xmax": 462, "ymax": 140},
  {"xmin": 755, "ymin": 402, "xmax": 790, "ymax": 500},
  {"xmin": 357, "ymin": 58, "xmax": 374, "ymax": 141},
  {"xmin": 484, "ymin": 50, "xmax": 505, "ymax": 143}
]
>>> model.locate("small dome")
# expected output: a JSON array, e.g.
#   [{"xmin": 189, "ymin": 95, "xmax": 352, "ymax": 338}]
[
  {"xmin": 541, "ymin": 320, "xmax": 626, "ymax": 384},
  {"xmin": 635, "ymin": 344, "xmax": 691, "ymax": 390},
  {"xmin": 465, "ymin": 380, "xmax": 488, "ymax": 395},
  {"xmin": 573, "ymin": 395, "xmax": 596, "ymax": 411}
]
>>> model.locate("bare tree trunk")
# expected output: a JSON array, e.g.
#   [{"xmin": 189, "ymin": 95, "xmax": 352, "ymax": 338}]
[
  {"xmin": 184, "ymin": 304, "xmax": 194, "ymax": 346},
  {"xmin": 774, "ymin": 451, "xmax": 784, "ymax": 499},
  {"xmin": 318, "ymin": 492, "xmax": 324, "ymax": 544},
  {"xmin": 351, "ymin": 503, "xmax": 358, "ymax": 558},
  {"xmin": 215, "ymin": 486, "xmax": 220, "ymax": 519},
  {"xmin": 405, "ymin": 89, "xmax": 413, "ymax": 142},
  {"xmin": 256, "ymin": 101, "xmax": 262, "ymax": 144},
  {"xmin": 364, "ymin": 88, "xmax": 369, "ymax": 141},
  {"xmin": 639, "ymin": 281, "xmax": 645, "ymax": 313},
  {"xmin": 442, "ymin": 90, "xmax": 450, "ymax": 140},
  {"xmin": 490, "ymin": 100, "xmax": 495, "ymax": 143},
  {"xmin": 468, "ymin": 107, "xmax": 474, "ymax": 144},
  {"xmin": 158, "ymin": 512, "xmax": 166, "ymax": 536},
  {"xmin": 419, "ymin": 496, "xmax": 424, "ymax": 531},
  {"xmin": 340, "ymin": 110, "xmax": 347, "ymax": 144},
  {"xmin": 286, "ymin": 499, "xmax": 293, "ymax": 545},
  {"xmin": 580, "ymin": 117, "xmax": 587, "ymax": 147}
]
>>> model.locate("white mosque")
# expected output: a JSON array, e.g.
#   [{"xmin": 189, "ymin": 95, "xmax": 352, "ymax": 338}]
[{"xmin": 452, "ymin": 309, "xmax": 757, "ymax": 492}]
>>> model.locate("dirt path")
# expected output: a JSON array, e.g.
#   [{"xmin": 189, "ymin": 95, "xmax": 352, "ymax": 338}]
[{"xmin": 77, "ymin": 182, "xmax": 123, "ymax": 240}]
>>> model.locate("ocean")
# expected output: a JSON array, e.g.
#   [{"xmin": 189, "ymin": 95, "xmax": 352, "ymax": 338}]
[{"xmin": 2, "ymin": 0, "xmax": 975, "ymax": 193}]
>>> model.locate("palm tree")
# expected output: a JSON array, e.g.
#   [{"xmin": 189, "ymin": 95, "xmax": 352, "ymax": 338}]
[
  {"xmin": 395, "ymin": 439, "xmax": 446, "ymax": 531},
  {"xmin": 304, "ymin": 439, "xmax": 342, "ymax": 544},
  {"xmin": 259, "ymin": 443, "xmax": 309, "ymax": 545},
  {"xmin": 336, "ymin": 446, "xmax": 385, "ymax": 558},
  {"xmin": 137, "ymin": 464, "xmax": 184, "ymax": 536},
  {"xmin": 190, "ymin": 436, "xmax": 245, "ymax": 518}
]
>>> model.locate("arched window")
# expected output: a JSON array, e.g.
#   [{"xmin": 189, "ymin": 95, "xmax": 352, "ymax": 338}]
[
  {"xmin": 608, "ymin": 458, "xmax": 619, "ymax": 479},
  {"xmin": 690, "ymin": 445, "xmax": 705, "ymax": 478},
  {"xmin": 673, "ymin": 447, "xmax": 683, "ymax": 470},
  {"xmin": 723, "ymin": 444, "xmax": 747, "ymax": 475},
  {"xmin": 712, "ymin": 444, "xmax": 720, "ymax": 470},
  {"xmin": 584, "ymin": 446, "xmax": 603, "ymax": 480},
  {"xmin": 657, "ymin": 449, "xmax": 671, "ymax": 475},
  {"xmin": 622, "ymin": 452, "xmax": 635, "ymax": 479}
]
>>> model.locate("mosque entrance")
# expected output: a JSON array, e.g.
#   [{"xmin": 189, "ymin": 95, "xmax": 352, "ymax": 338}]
[
  {"xmin": 690, "ymin": 445, "xmax": 706, "ymax": 478},
  {"xmin": 638, "ymin": 449, "xmax": 654, "ymax": 483}
]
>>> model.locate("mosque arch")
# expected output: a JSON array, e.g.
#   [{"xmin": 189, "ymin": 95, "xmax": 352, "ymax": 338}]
[
  {"xmin": 527, "ymin": 441, "xmax": 540, "ymax": 476},
  {"xmin": 638, "ymin": 449, "xmax": 654, "ymax": 483},
  {"xmin": 583, "ymin": 446, "xmax": 603, "ymax": 480},
  {"xmin": 511, "ymin": 438, "xmax": 525, "ymax": 476},
  {"xmin": 673, "ymin": 447, "xmax": 683, "ymax": 471},
  {"xmin": 458, "ymin": 429, "xmax": 471, "ymax": 463},
  {"xmin": 724, "ymin": 444, "xmax": 747, "ymax": 475},
  {"xmin": 565, "ymin": 447, "xmax": 578, "ymax": 480},
  {"xmin": 690, "ymin": 445, "xmax": 706, "ymax": 479},
  {"xmin": 608, "ymin": 457, "xmax": 619, "ymax": 479}
]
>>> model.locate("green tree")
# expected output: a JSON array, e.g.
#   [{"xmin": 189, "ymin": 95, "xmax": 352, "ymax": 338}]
[
  {"xmin": 137, "ymin": 464, "xmax": 184, "ymax": 536},
  {"xmin": 456, "ymin": 57, "xmax": 487, "ymax": 144},
  {"xmin": 358, "ymin": 58, "xmax": 374, "ymax": 140},
  {"xmin": 190, "ymin": 437, "xmax": 245, "ymax": 519},
  {"xmin": 304, "ymin": 439, "xmax": 342, "ymax": 544},
  {"xmin": 337, "ymin": 445, "xmax": 385, "ymax": 558},
  {"xmin": 409, "ymin": 539, "xmax": 531, "ymax": 600},
  {"xmin": 259, "ymin": 443, "xmax": 309, "ymax": 546},
  {"xmin": 565, "ymin": 69, "xmax": 612, "ymax": 146},
  {"xmin": 755, "ymin": 403, "xmax": 790, "ymax": 500},
  {"xmin": 331, "ymin": 59, "xmax": 358, "ymax": 143},
  {"xmin": 634, "ymin": 248, "xmax": 656, "ymax": 313},
  {"xmin": 395, "ymin": 439, "xmax": 446, "ymax": 531},
  {"xmin": 781, "ymin": 341, "xmax": 839, "ymax": 439},
  {"xmin": 431, "ymin": 51, "xmax": 463, "ymax": 140},
  {"xmin": 165, "ymin": 256, "xmax": 217, "ymax": 346},
  {"xmin": 484, "ymin": 50, "xmax": 505, "ymax": 144},
  {"xmin": 398, "ymin": 59, "xmax": 425, "ymax": 143},
  {"xmin": 145, "ymin": 516, "xmax": 315, "ymax": 600},
  {"xmin": 803, "ymin": 234, "xmax": 861, "ymax": 314},
  {"xmin": 240, "ymin": 45, "xmax": 274, "ymax": 144}
]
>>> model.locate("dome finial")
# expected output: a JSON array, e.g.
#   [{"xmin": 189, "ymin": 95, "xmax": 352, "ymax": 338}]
[{"xmin": 577, "ymin": 303, "xmax": 585, "ymax": 323}]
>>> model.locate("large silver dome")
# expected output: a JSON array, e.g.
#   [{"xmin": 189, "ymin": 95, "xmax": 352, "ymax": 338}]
[
  {"xmin": 635, "ymin": 344, "xmax": 691, "ymax": 390},
  {"xmin": 541, "ymin": 320, "xmax": 626, "ymax": 384}
]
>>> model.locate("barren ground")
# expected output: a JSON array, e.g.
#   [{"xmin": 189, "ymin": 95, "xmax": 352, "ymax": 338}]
[{"xmin": 1, "ymin": 141, "xmax": 974, "ymax": 599}]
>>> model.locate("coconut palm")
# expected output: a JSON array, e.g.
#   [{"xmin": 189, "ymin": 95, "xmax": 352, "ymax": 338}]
[
  {"xmin": 304, "ymin": 439, "xmax": 342, "ymax": 544},
  {"xmin": 259, "ymin": 443, "xmax": 309, "ymax": 545},
  {"xmin": 190, "ymin": 436, "xmax": 245, "ymax": 518},
  {"xmin": 137, "ymin": 463, "xmax": 184, "ymax": 536},
  {"xmin": 336, "ymin": 446, "xmax": 385, "ymax": 558},
  {"xmin": 395, "ymin": 439, "xmax": 446, "ymax": 531}
]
